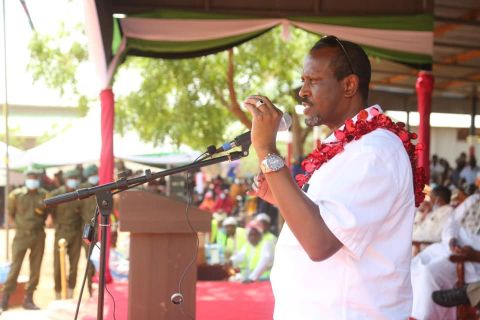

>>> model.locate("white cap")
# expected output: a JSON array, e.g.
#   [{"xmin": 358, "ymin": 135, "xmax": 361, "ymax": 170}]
[
  {"xmin": 222, "ymin": 217, "xmax": 237, "ymax": 226},
  {"xmin": 255, "ymin": 213, "xmax": 271, "ymax": 223},
  {"xmin": 212, "ymin": 212, "xmax": 227, "ymax": 222}
]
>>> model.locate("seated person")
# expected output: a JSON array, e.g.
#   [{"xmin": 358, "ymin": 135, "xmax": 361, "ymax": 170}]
[
  {"xmin": 215, "ymin": 217, "xmax": 246, "ymax": 260},
  {"xmin": 413, "ymin": 185, "xmax": 453, "ymax": 243},
  {"xmin": 212, "ymin": 189, "xmax": 234, "ymax": 214},
  {"xmin": 410, "ymin": 191, "xmax": 480, "ymax": 320},
  {"xmin": 229, "ymin": 220, "xmax": 275, "ymax": 283},
  {"xmin": 209, "ymin": 211, "xmax": 227, "ymax": 244},
  {"xmin": 450, "ymin": 188, "xmax": 467, "ymax": 208},
  {"xmin": 199, "ymin": 191, "xmax": 216, "ymax": 213},
  {"xmin": 254, "ymin": 213, "xmax": 278, "ymax": 246}
]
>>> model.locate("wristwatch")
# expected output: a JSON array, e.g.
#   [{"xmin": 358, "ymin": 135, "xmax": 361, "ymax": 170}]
[{"xmin": 260, "ymin": 153, "xmax": 285, "ymax": 174}]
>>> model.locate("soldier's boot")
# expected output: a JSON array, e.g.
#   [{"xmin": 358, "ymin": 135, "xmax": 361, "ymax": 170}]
[
  {"xmin": 23, "ymin": 293, "xmax": 40, "ymax": 310},
  {"xmin": 88, "ymin": 282, "xmax": 93, "ymax": 298},
  {"xmin": 1, "ymin": 293, "xmax": 10, "ymax": 311}
]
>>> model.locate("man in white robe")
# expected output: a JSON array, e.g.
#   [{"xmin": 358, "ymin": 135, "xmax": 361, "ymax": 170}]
[{"xmin": 411, "ymin": 192, "xmax": 480, "ymax": 319}]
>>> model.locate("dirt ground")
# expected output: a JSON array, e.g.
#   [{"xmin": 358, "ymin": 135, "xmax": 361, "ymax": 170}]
[{"xmin": 0, "ymin": 227, "xmax": 90, "ymax": 309}]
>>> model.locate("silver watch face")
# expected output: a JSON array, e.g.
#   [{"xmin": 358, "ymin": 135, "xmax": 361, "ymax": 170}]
[{"xmin": 266, "ymin": 154, "xmax": 285, "ymax": 171}]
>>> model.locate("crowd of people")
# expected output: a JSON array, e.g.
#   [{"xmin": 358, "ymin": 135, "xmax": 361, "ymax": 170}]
[
  {"xmin": 3, "ymin": 153, "xmax": 479, "ymax": 316},
  {"xmin": 411, "ymin": 153, "xmax": 480, "ymax": 319},
  {"xmin": 412, "ymin": 153, "xmax": 479, "ymax": 245},
  {"xmin": 0, "ymin": 160, "xmax": 280, "ymax": 312},
  {"xmin": 1, "ymin": 31, "xmax": 479, "ymax": 319},
  {"xmin": 194, "ymin": 173, "xmax": 279, "ymax": 282},
  {"xmin": 430, "ymin": 152, "xmax": 479, "ymax": 196}
]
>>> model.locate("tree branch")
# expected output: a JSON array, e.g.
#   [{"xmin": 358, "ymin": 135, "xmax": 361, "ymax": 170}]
[
  {"xmin": 227, "ymin": 49, "xmax": 252, "ymax": 129},
  {"xmin": 213, "ymin": 87, "xmax": 228, "ymax": 107}
]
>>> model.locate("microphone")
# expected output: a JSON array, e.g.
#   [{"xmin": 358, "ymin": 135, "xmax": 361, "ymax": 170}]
[{"xmin": 216, "ymin": 113, "xmax": 292, "ymax": 153}]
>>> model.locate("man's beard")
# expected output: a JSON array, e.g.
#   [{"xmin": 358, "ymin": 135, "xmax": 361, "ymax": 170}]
[{"xmin": 305, "ymin": 115, "xmax": 321, "ymax": 127}]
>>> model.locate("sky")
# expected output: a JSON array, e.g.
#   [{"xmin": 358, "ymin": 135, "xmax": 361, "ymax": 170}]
[
  {"xmin": 0, "ymin": 0, "xmax": 142, "ymax": 137},
  {"xmin": 0, "ymin": 0, "xmax": 93, "ymax": 106}
]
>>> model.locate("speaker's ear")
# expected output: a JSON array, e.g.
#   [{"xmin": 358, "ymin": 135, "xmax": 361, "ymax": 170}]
[{"xmin": 343, "ymin": 74, "xmax": 359, "ymax": 98}]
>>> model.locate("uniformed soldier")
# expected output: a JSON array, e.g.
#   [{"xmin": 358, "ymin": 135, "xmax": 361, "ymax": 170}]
[
  {"xmin": 81, "ymin": 164, "xmax": 99, "ymax": 227},
  {"xmin": 80, "ymin": 164, "xmax": 99, "ymax": 296},
  {"xmin": 49, "ymin": 169, "xmax": 84, "ymax": 299},
  {"xmin": 1, "ymin": 169, "xmax": 49, "ymax": 311}
]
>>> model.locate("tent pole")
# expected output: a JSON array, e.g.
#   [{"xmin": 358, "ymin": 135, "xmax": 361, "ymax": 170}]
[
  {"xmin": 415, "ymin": 70, "xmax": 434, "ymax": 183},
  {"xmin": 2, "ymin": 0, "xmax": 10, "ymax": 261}
]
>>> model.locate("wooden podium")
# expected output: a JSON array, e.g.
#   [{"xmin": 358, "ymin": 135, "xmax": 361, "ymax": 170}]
[{"xmin": 120, "ymin": 190, "xmax": 211, "ymax": 320}]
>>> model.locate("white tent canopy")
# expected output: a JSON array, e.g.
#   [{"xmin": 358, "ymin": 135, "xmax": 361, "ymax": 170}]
[
  {"xmin": 0, "ymin": 143, "xmax": 27, "ymax": 186},
  {"xmin": 12, "ymin": 112, "xmax": 200, "ymax": 168},
  {"xmin": 0, "ymin": 142, "xmax": 26, "ymax": 169}
]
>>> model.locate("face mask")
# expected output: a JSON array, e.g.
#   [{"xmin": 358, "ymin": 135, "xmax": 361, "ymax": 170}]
[
  {"xmin": 25, "ymin": 179, "xmax": 40, "ymax": 190},
  {"xmin": 66, "ymin": 179, "xmax": 79, "ymax": 189},
  {"xmin": 88, "ymin": 175, "xmax": 99, "ymax": 185}
]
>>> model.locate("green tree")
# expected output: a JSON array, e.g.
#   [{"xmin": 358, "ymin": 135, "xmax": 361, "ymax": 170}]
[
  {"xmin": 116, "ymin": 27, "xmax": 316, "ymax": 154},
  {"xmin": 29, "ymin": 24, "xmax": 317, "ymax": 158},
  {"xmin": 28, "ymin": 22, "xmax": 90, "ymax": 115}
]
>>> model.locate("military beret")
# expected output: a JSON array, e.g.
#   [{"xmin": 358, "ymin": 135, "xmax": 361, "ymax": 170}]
[
  {"xmin": 64, "ymin": 169, "xmax": 80, "ymax": 178},
  {"xmin": 24, "ymin": 168, "xmax": 42, "ymax": 177},
  {"xmin": 83, "ymin": 164, "xmax": 98, "ymax": 177}
]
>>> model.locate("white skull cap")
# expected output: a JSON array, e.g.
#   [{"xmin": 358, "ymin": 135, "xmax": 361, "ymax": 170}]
[
  {"xmin": 255, "ymin": 213, "xmax": 271, "ymax": 223},
  {"xmin": 222, "ymin": 217, "xmax": 237, "ymax": 226}
]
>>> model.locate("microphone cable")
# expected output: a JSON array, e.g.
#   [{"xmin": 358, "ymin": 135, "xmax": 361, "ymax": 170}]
[
  {"xmin": 171, "ymin": 152, "xmax": 211, "ymax": 319},
  {"xmin": 74, "ymin": 206, "xmax": 118, "ymax": 320},
  {"xmin": 73, "ymin": 150, "xmax": 213, "ymax": 320}
]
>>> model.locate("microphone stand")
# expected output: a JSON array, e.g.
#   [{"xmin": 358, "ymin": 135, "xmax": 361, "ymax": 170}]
[{"xmin": 44, "ymin": 147, "xmax": 249, "ymax": 320}]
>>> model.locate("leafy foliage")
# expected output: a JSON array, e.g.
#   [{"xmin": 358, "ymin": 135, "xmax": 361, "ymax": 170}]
[
  {"xmin": 28, "ymin": 22, "xmax": 90, "ymax": 114},
  {"xmin": 116, "ymin": 27, "xmax": 317, "ymax": 149},
  {"xmin": 28, "ymin": 22, "xmax": 318, "ymax": 151},
  {"xmin": 115, "ymin": 55, "xmax": 234, "ymax": 150}
]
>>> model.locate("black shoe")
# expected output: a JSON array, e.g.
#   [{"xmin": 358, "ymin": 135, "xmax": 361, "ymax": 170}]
[
  {"xmin": 432, "ymin": 286, "xmax": 470, "ymax": 307},
  {"xmin": 23, "ymin": 294, "xmax": 40, "ymax": 310},
  {"xmin": 1, "ymin": 293, "xmax": 9, "ymax": 311}
]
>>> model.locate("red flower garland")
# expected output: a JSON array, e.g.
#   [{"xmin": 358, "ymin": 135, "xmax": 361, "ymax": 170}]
[{"xmin": 296, "ymin": 108, "xmax": 426, "ymax": 207}]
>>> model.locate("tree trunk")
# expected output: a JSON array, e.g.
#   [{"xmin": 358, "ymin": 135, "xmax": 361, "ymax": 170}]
[{"xmin": 226, "ymin": 49, "xmax": 252, "ymax": 129}]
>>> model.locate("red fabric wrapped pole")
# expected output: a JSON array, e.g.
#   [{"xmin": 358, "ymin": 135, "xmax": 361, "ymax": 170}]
[
  {"xmin": 415, "ymin": 71, "xmax": 434, "ymax": 183},
  {"xmin": 99, "ymin": 88, "xmax": 114, "ymax": 283}
]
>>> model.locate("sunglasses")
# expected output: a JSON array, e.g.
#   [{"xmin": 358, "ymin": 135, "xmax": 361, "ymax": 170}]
[{"xmin": 320, "ymin": 35, "xmax": 356, "ymax": 76}]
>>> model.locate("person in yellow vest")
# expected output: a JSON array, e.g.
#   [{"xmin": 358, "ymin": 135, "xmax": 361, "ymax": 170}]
[
  {"xmin": 229, "ymin": 220, "xmax": 275, "ymax": 283},
  {"xmin": 215, "ymin": 216, "xmax": 246, "ymax": 261},
  {"xmin": 210, "ymin": 211, "xmax": 227, "ymax": 244},
  {"xmin": 254, "ymin": 212, "xmax": 278, "ymax": 247}
]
